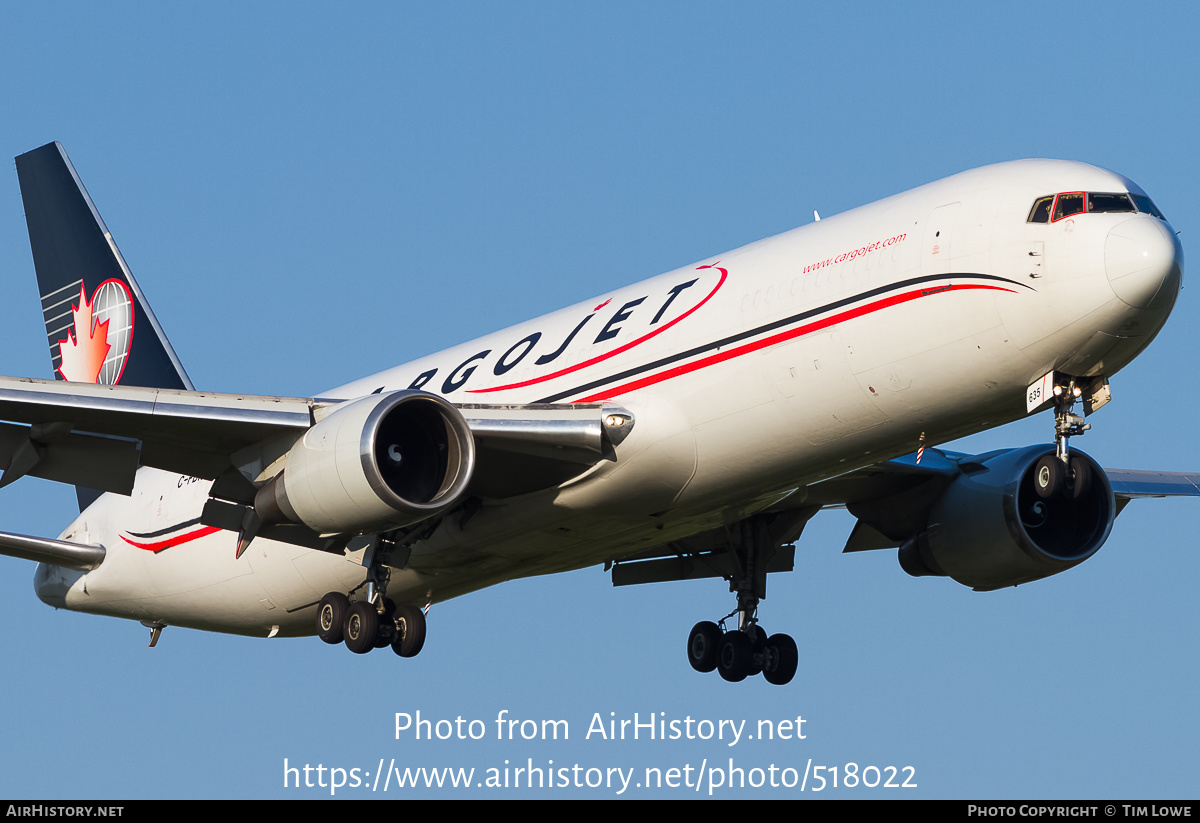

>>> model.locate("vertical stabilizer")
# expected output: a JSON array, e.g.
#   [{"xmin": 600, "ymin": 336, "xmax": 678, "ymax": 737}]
[{"xmin": 15, "ymin": 142, "xmax": 193, "ymax": 391}]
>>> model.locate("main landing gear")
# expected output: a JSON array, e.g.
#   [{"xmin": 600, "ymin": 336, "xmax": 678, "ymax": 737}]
[
  {"xmin": 688, "ymin": 616, "xmax": 798, "ymax": 685},
  {"xmin": 315, "ymin": 533, "xmax": 426, "ymax": 658},
  {"xmin": 316, "ymin": 591, "xmax": 427, "ymax": 657},
  {"xmin": 683, "ymin": 514, "xmax": 806, "ymax": 686}
]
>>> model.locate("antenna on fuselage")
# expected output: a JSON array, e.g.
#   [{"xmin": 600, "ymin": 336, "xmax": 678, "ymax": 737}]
[{"xmin": 814, "ymin": 210, "xmax": 821, "ymax": 222}]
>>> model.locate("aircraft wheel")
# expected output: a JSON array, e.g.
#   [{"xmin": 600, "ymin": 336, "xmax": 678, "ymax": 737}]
[
  {"xmin": 687, "ymin": 621, "xmax": 722, "ymax": 673},
  {"xmin": 717, "ymin": 630, "xmax": 753, "ymax": 683},
  {"xmin": 316, "ymin": 592, "xmax": 350, "ymax": 644},
  {"xmin": 1066, "ymin": 455, "xmax": 1092, "ymax": 500},
  {"xmin": 762, "ymin": 633, "xmax": 798, "ymax": 686},
  {"xmin": 344, "ymin": 601, "xmax": 379, "ymax": 655},
  {"xmin": 391, "ymin": 604, "xmax": 427, "ymax": 658},
  {"xmin": 1033, "ymin": 454, "xmax": 1063, "ymax": 499}
]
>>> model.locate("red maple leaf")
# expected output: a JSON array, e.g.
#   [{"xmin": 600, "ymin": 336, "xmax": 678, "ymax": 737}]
[{"xmin": 57, "ymin": 283, "xmax": 111, "ymax": 383}]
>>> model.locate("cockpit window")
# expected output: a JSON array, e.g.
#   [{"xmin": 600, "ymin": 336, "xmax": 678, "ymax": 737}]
[
  {"xmin": 1131, "ymin": 194, "xmax": 1167, "ymax": 220},
  {"xmin": 1026, "ymin": 190, "xmax": 1168, "ymax": 223},
  {"xmin": 1027, "ymin": 196, "xmax": 1053, "ymax": 223},
  {"xmin": 1087, "ymin": 192, "xmax": 1136, "ymax": 213},
  {"xmin": 1052, "ymin": 192, "xmax": 1085, "ymax": 221}
]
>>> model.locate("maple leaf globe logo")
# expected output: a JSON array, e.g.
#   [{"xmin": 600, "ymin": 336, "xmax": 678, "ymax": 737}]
[{"xmin": 57, "ymin": 279, "xmax": 134, "ymax": 384}]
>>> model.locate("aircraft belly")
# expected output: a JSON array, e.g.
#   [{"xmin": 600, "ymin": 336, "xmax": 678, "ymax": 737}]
[
  {"xmin": 70, "ymin": 573, "xmax": 313, "ymax": 637},
  {"xmin": 60, "ymin": 534, "xmax": 328, "ymax": 636},
  {"xmin": 56, "ymin": 481, "xmax": 370, "ymax": 636},
  {"xmin": 392, "ymin": 505, "xmax": 734, "ymax": 605}
]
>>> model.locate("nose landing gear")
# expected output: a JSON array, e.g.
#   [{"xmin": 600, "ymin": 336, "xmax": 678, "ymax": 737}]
[{"xmin": 1041, "ymin": 374, "xmax": 1106, "ymax": 500}]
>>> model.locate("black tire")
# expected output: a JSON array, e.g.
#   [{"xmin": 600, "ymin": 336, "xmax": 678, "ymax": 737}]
[
  {"xmin": 1066, "ymin": 455, "xmax": 1092, "ymax": 500},
  {"xmin": 1034, "ymin": 454, "xmax": 1064, "ymax": 499},
  {"xmin": 391, "ymin": 604, "xmax": 427, "ymax": 658},
  {"xmin": 687, "ymin": 621, "xmax": 722, "ymax": 673},
  {"xmin": 316, "ymin": 592, "xmax": 350, "ymax": 644},
  {"xmin": 762, "ymin": 633, "xmax": 798, "ymax": 686},
  {"xmin": 717, "ymin": 630, "xmax": 753, "ymax": 683},
  {"xmin": 344, "ymin": 601, "xmax": 379, "ymax": 655}
]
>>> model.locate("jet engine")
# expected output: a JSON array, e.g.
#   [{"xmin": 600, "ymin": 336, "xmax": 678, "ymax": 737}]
[
  {"xmin": 897, "ymin": 446, "xmax": 1114, "ymax": 590},
  {"xmin": 255, "ymin": 390, "xmax": 475, "ymax": 535}
]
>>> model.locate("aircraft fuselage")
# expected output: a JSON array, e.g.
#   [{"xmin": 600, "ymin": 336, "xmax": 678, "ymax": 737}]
[{"xmin": 34, "ymin": 159, "xmax": 1183, "ymax": 639}]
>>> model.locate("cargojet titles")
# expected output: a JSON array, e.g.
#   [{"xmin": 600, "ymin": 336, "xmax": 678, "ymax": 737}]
[{"xmin": 398, "ymin": 264, "xmax": 726, "ymax": 400}]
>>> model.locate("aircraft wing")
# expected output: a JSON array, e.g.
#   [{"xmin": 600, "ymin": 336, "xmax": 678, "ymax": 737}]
[
  {"xmin": 1104, "ymin": 468, "xmax": 1200, "ymax": 499},
  {"xmin": 0, "ymin": 375, "xmax": 620, "ymax": 500},
  {"xmin": 802, "ymin": 449, "xmax": 1200, "ymax": 554},
  {"xmin": 0, "ymin": 376, "xmax": 313, "ymax": 493},
  {"xmin": 4, "ymin": 142, "xmax": 632, "ymax": 557}
]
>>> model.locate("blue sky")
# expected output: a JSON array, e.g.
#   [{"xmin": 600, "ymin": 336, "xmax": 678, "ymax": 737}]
[{"xmin": 0, "ymin": 2, "xmax": 1197, "ymax": 799}]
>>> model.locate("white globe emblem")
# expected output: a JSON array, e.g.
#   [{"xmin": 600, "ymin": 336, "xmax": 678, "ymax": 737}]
[{"xmin": 91, "ymin": 279, "xmax": 134, "ymax": 385}]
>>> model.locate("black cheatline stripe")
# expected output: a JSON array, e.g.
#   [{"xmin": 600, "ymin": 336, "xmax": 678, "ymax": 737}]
[
  {"xmin": 535, "ymin": 272, "xmax": 1029, "ymax": 403},
  {"xmin": 125, "ymin": 517, "xmax": 203, "ymax": 539}
]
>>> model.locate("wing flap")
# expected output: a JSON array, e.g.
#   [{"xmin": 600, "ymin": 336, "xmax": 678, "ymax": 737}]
[{"xmin": 0, "ymin": 421, "xmax": 140, "ymax": 494}]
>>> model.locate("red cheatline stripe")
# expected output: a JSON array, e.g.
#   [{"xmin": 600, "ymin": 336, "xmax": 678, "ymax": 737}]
[
  {"xmin": 573, "ymin": 282, "xmax": 1012, "ymax": 403},
  {"xmin": 121, "ymin": 525, "xmax": 222, "ymax": 553},
  {"xmin": 466, "ymin": 264, "xmax": 728, "ymax": 394}
]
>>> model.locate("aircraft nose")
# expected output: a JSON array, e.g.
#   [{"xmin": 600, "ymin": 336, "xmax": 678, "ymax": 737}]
[{"xmin": 1104, "ymin": 216, "xmax": 1182, "ymax": 309}]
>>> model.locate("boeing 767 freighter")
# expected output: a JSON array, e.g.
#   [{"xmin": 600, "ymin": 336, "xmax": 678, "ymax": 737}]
[{"xmin": 0, "ymin": 142, "xmax": 1191, "ymax": 685}]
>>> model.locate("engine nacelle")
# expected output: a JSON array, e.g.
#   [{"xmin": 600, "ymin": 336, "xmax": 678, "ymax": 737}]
[
  {"xmin": 898, "ymin": 446, "xmax": 1114, "ymax": 590},
  {"xmin": 256, "ymin": 391, "xmax": 475, "ymax": 535}
]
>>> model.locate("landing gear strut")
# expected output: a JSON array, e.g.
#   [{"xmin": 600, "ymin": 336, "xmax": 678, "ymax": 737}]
[
  {"xmin": 1052, "ymin": 379, "xmax": 1090, "ymax": 463},
  {"xmin": 685, "ymin": 514, "xmax": 802, "ymax": 686}
]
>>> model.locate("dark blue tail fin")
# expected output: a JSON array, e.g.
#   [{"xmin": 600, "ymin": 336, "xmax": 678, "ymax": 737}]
[
  {"xmin": 15, "ymin": 142, "xmax": 193, "ymax": 392},
  {"xmin": 16, "ymin": 142, "xmax": 194, "ymax": 510}
]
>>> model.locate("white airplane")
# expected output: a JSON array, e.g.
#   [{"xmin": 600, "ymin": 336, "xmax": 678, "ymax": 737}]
[{"xmin": 0, "ymin": 142, "xmax": 1192, "ymax": 686}]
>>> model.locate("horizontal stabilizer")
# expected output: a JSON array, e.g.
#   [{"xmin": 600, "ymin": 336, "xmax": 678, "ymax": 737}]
[{"xmin": 0, "ymin": 530, "xmax": 104, "ymax": 571}]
